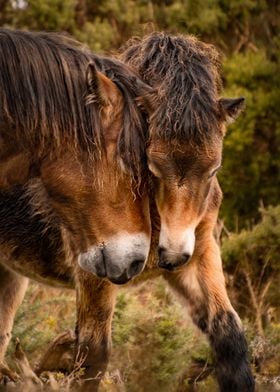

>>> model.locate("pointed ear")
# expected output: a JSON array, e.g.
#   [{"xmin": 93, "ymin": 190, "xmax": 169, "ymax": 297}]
[
  {"xmin": 136, "ymin": 87, "xmax": 158, "ymax": 118},
  {"xmin": 219, "ymin": 97, "xmax": 245, "ymax": 124},
  {"xmin": 86, "ymin": 62, "xmax": 121, "ymax": 107}
]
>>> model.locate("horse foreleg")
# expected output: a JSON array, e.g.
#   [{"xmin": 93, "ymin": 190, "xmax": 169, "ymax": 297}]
[
  {"xmin": 164, "ymin": 235, "xmax": 255, "ymax": 392},
  {"xmin": 75, "ymin": 269, "xmax": 116, "ymax": 391},
  {"xmin": 0, "ymin": 264, "xmax": 28, "ymax": 365}
]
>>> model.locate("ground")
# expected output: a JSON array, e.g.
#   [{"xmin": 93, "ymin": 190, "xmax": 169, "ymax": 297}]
[{"xmin": 2, "ymin": 279, "xmax": 280, "ymax": 391}]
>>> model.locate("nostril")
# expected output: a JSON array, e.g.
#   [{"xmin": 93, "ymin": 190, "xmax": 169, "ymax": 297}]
[
  {"xmin": 158, "ymin": 260, "xmax": 175, "ymax": 271},
  {"xmin": 158, "ymin": 251, "xmax": 191, "ymax": 271},
  {"xmin": 127, "ymin": 258, "xmax": 145, "ymax": 279},
  {"xmin": 109, "ymin": 273, "xmax": 130, "ymax": 285},
  {"xmin": 182, "ymin": 253, "xmax": 191, "ymax": 264}
]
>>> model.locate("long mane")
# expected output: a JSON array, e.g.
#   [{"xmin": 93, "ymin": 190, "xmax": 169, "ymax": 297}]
[
  {"xmin": 0, "ymin": 29, "xmax": 149, "ymax": 178},
  {"xmin": 119, "ymin": 32, "xmax": 223, "ymax": 144}
]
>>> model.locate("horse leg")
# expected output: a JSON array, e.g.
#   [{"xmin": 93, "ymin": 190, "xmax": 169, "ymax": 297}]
[
  {"xmin": 0, "ymin": 264, "xmax": 29, "ymax": 365},
  {"xmin": 164, "ymin": 231, "xmax": 255, "ymax": 392},
  {"xmin": 75, "ymin": 269, "xmax": 117, "ymax": 391}
]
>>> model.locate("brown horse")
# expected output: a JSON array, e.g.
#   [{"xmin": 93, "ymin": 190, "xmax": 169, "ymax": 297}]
[
  {"xmin": 119, "ymin": 32, "xmax": 254, "ymax": 391},
  {"xmin": 0, "ymin": 31, "xmax": 254, "ymax": 392},
  {"xmin": 0, "ymin": 28, "xmax": 152, "ymax": 388}
]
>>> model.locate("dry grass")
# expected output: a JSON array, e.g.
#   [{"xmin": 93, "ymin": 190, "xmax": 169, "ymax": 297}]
[{"xmin": 1, "ymin": 279, "xmax": 279, "ymax": 392}]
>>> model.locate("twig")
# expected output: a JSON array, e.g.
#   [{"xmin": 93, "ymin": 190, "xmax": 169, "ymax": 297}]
[
  {"xmin": 14, "ymin": 338, "xmax": 42, "ymax": 386},
  {"xmin": 243, "ymin": 269, "xmax": 264, "ymax": 336}
]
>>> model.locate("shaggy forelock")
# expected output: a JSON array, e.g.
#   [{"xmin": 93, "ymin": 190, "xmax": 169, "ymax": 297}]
[{"xmin": 120, "ymin": 32, "xmax": 223, "ymax": 144}]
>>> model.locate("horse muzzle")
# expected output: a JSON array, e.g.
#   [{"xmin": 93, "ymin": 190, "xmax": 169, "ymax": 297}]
[
  {"xmin": 78, "ymin": 233, "xmax": 150, "ymax": 284},
  {"xmin": 157, "ymin": 246, "xmax": 192, "ymax": 271},
  {"xmin": 158, "ymin": 225, "xmax": 195, "ymax": 270}
]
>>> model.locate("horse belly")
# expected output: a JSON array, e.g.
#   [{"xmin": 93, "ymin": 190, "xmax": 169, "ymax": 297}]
[
  {"xmin": 0, "ymin": 184, "xmax": 74, "ymax": 289},
  {"xmin": 0, "ymin": 257, "xmax": 74, "ymax": 289}
]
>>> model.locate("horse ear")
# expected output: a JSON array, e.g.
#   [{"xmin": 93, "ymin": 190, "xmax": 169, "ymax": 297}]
[
  {"xmin": 219, "ymin": 97, "xmax": 245, "ymax": 124},
  {"xmin": 86, "ymin": 62, "xmax": 120, "ymax": 107}
]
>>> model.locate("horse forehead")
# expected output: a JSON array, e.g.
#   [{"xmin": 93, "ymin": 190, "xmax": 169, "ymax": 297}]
[{"xmin": 148, "ymin": 140, "xmax": 221, "ymax": 164}]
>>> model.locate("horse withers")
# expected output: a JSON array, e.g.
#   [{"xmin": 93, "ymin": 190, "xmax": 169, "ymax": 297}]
[
  {"xmin": 0, "ymin": 29, "xmax": 152, "ymax": 389},
  {"xmin": 120, "ymin": 33, "xmax": 254, "ymax": 391}
]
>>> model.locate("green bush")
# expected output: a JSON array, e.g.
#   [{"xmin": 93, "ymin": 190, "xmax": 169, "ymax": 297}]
[{"xmin": 222, "ymin": 206, "xmax": 280, "ymax": 332}]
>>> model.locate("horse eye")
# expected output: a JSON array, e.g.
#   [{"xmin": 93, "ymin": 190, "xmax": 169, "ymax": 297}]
[
  {"xmin": 208, "ymin": 166, "xmax": 221, "ymax": 179},
  {"xmin": 148, "ymin": 161, "xmax": 162, "ymax": 178}
]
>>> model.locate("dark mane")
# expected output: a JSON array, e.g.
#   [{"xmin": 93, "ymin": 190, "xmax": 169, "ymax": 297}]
[
  {"xmin": 90, "ymin": 54, "xmax": 150, "ymax": 177},
  {"xmin": 0, "ymin": 29, "xmax": 149, "ymax": 179},
  {"xmin": 119, "ymin": 32, "xmax": 223, "ymax": 144}
]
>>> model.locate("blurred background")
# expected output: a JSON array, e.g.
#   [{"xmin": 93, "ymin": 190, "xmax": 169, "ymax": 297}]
[{"xmin": 1, "ymin": 1, "xmax": 279, "ymax": 390}]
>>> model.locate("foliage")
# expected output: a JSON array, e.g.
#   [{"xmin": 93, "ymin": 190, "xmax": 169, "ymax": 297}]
[
  {"xmin": 7, "ymin": 280, "xmax": 216, "ymax": 391},
  {"xmin": 7, "ymin": 279, "xmax": 280, "ymax": 390},
  {"xmin": 7, "ymin": 285, "xmax": 75, "ymax": 366},
  {"xmin": 222, "ymin": 205, "xmax": 280, "ymax": 272},
  {"xmin": 220, "ymin": 51, "xmax": 280, "ymax": 227},
  {"xmin": 222, "ymin": 206, "xmax": 280, "ymax": 335},
  {"xmin": 111, "ymin": 280, "xmax": 212, "ymax": 391}
]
